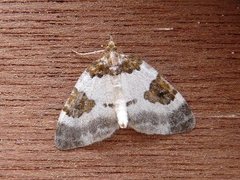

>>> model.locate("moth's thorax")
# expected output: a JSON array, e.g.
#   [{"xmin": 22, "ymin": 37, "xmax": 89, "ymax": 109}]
[
  {"xmin": 102, "ymin": 51, "xmax": 122, "ymax": 66},
  {"xmin": 109, "ymin": 51, "xmax": 120, "ymax": 65}
]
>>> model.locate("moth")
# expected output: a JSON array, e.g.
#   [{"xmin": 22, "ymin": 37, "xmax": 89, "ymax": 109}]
[{"xmin": 55, "ymin": 39, "xmax": 196, "ymax": 150}]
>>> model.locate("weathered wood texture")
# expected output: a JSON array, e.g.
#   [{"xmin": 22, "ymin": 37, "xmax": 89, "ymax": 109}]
[{"xmin": 0, "ymin": 0, "xmax": 239, "ymax": 179}]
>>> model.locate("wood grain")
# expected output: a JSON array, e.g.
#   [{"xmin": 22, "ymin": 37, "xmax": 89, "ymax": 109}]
[{"xmin": 0, "ymin": 0, "xmax": 239, "ymax": 179}]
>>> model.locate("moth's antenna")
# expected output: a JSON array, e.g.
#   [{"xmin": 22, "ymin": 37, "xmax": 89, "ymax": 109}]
[
  {"xmin": 72, "ymin": 35, "xmax": 116, "ymax": 56},
  {"xmin": 72, "ymin": 49, "xmax": 105, "ymax": 56},
  {"xmin": 109, "ymin": 34, "xmax": 113, "ymax": 41}
]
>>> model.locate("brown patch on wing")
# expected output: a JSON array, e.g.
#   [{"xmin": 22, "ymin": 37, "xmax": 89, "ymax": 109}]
[
  {"xmin": 87, "ymin": 61, "xmax": 111, "ymax": 78},
  {"xmin": 63, "ymin": 87, "xmax": 95, "ymax": 118},
  {"xmin": 120, "ymin": 56, "xmax": 142, "ymax": 74},
  {"xmin": 126, "ymin": 99, "xmax": 137, "ymax": 106},
  {"xmin": 87, "ymin": 56, "xmax": 142, "ymax": 78},
  {"xmin": 103, "ymin": 103, "xmax": 114, "ymax": 108},
  {"xmin": 144, "ymin": 74, "xmax": 177, "ymax": 105}
]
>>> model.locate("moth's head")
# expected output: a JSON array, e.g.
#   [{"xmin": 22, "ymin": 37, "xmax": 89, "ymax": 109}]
[{"xmin": 105, "ymin": 36, "xmax": 117, "ymax": 52}]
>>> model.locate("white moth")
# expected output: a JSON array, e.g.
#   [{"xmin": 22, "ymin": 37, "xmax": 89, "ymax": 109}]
[{"xmin": 55, "ymin": 39, "xmax": 196, "ymax": 150}]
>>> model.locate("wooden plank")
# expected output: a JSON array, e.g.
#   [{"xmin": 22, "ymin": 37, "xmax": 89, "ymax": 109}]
[{"xmin": 0, "ymin": 0, "xmax": 239, "ymax": 179}]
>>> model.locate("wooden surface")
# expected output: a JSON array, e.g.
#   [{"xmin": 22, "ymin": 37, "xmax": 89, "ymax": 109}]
[{"xmin": 0, "ymin": 0, "xmax": 240, "ymax": 179}]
